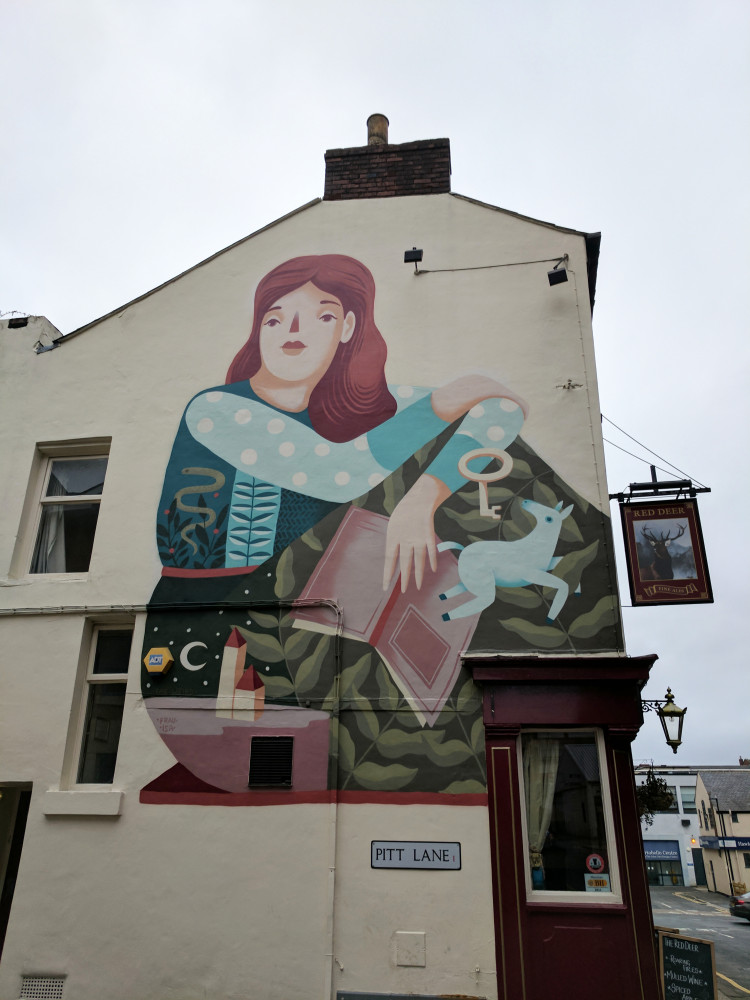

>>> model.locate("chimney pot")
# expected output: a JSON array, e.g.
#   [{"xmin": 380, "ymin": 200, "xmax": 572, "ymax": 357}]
[{"xmin": 367, "ymin": 114, "xmax": 389, "ymax": 146}]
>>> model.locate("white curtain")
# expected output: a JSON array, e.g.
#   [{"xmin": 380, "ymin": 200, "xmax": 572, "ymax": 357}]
[
  {"xmin": 31, "ymin": 472, "xmax": 67, "ymax": 573},
  {"xmin": 31, "ymin": 506, "xmax": 66, "ymax": 572},
  {"xmin": 524, "ymin": 736, "xmax": 560, "ymax": 875}
]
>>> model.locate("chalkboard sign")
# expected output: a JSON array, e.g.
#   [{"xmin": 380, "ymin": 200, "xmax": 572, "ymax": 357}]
[{"xmin": 659, "ymin": 930, "xmax": 716, "ymax": 1000}]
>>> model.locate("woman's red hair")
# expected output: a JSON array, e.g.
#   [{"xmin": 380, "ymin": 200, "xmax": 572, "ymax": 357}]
[{"xmin": 226, "ymin": 255, "xmax": 397, "ymax": 442}]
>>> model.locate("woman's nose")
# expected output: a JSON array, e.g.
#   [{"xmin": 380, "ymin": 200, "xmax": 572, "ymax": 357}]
[{"xmin": 289, "ymin": 312, "xmax": 300, "ymax": 333}]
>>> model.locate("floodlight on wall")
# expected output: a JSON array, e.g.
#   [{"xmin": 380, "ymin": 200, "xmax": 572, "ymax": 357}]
[
  {"xmin": 404, "ymin": 249, "xmax": 571, "ymax": 287},
  {"xmin": 547, "ymin": 255, "xmax": 569, "ymax": 286},
  {"xmin": 404, "ymin": 247, "xmax": 424, "ymax": 274},
  {"xmin": 641, "ymin": 688, "xmax": 687, "ymax": 754}
]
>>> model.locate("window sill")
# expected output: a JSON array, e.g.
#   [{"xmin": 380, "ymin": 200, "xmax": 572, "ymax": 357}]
[
  {"xmin": 25, "ymin": 573, "xmax": 89, "ymax": 582},
  {"xmin": 1, "ymin": 574, "xmax": 89, "ymax": 586},
  {"xmin": 526, "ymin": 899, "xmax": 626, "ymax": 913},
  {"xmin": 42, "ymin": 790, "xmax": 123, "ymax": 816}
]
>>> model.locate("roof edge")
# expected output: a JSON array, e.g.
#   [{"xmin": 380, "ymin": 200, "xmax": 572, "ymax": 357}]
[
  {"xmin": 584, "ymin": 232, "xmax": 601, "ymax": 314},
  {"xmin": 450, "ymin": 191, "xmax": 587, "ymax": 236},
  {"xmin": 60, "ymin": 192, "xmax": 602, "ymax": 341},
  {"xmin": 60, "ymin": 198, "xmax": 323, "ymax": 342},
  {"xmin": 450, "ymin": 193, "xmax": 601, "ymax": 311}
]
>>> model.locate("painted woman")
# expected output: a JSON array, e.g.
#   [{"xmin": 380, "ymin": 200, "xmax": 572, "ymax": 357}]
[{"xmin": 156, "ymin": 254, "xmax": 527, "ymax": 592}]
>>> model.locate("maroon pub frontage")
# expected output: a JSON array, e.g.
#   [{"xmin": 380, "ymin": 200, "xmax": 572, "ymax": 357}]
[{"xmin": 468, "ymin": 654, "xmax": 662, "ymax": 1000}]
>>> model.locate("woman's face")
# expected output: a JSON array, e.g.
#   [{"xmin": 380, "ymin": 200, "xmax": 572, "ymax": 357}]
[{"xmin": 256, "ymin": 281, "xmax": 355, "ymax": 386}]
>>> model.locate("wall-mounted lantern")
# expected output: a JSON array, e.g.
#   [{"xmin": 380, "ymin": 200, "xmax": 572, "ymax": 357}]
[{"xmin": 641, "ymin": 688, "xmax": 687, "ymax": 754}]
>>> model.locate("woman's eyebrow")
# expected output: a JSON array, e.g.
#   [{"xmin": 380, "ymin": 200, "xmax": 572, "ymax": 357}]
[
  {"xmin": 319, "ymin": 299, "xmax": 341, "ymax": 307},
  {"xmin": 266, "ymin": 305, "xmax": 282, "ymax": 312}
]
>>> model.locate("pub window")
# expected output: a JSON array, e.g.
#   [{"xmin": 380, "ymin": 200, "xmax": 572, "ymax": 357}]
[
  {"xmin": 521, "ymin": 730, "xmax": 618, "ymax": 897},
  {"xmin": 76, "ymin": 627, "xmax": 132, "ymax": 784},
  {"xmin": 679, "ymin": 786, "xmax": 697, "ymax": 813},
  {"xmin": 30, "ymin": 456, "xmax": 108, "ymax": 573},
  {"xmin": 731, "ymin": 811, "xmax": 739, "ymax": 823},
  {"xmin": 743, "ymin": 852, "xmax": 750, "ymax": 868},
  {"xmin": 248, "ymin": 736, "xmax": 293, "ymax": 787}
]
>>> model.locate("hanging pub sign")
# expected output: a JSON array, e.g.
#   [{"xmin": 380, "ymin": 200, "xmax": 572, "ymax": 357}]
[{"xmin": 620, "ymin": 498, "xmax": 713, "ymax": 606}]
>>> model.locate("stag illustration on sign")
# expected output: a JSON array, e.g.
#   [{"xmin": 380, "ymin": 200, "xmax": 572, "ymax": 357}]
[
  {"xmin": 437, "ymin": 498, "xmax": 574, "ymax": 622},
  {"xmin": 639, "ymin": 522, "xmax": 686, "ymax": 580}
]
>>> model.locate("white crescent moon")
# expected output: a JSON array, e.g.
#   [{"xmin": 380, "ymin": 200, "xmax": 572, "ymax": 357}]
[{"xmin": 180, "ymin": 641, "xmax": 208, "ymax": 671}]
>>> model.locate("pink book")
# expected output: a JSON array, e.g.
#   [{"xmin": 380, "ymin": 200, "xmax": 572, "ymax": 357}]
[{"xmin": 292, "ymin": 507, "xmax": 480, "ymax": 726}]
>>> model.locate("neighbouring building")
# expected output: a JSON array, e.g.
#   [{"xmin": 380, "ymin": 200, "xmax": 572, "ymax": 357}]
[
  {"xmin": 635, "ymin": 764, "xmax": 702, "ymax": 886},
  {"xmin": 696, "ymin": 769, "xmax": 750, "ymax": 896},
  {"xmin": 634, "ymin": 763, "xmax": 750, "ymax": 888},
  {"xmin": 0, "ymin": 117, "xmax": 664, "ymax": 1000}
]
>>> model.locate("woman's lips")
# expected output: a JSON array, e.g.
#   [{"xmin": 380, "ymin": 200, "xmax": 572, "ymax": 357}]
[{"xmin": 282, "ymin": 340, "xmax": 305, "ymax": 355}]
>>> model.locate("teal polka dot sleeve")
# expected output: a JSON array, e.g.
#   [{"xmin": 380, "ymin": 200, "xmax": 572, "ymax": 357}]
[{"xmin": 185, "ymin": 386, "xmax": 524, "ymax": 502}]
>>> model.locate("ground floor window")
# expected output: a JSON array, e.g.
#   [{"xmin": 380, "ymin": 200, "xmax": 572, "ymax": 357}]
[
  {"xmin": 521, "ymin": 729, "xmax": 616, "ymax": 896},
  {"xmin": 76, "ymin": 626, "xmax": 132, "ymax": 784},
  {"xmin": 646, "ymin": 860, "xmax": 684, "ymax": 886}
]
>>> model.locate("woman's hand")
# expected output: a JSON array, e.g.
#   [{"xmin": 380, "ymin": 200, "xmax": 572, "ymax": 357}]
[
  {"xmin": 431, "ymin": 374, "xmax": 528, "ymax": 423},
  {"xmin": 383, "ymin": 474, "xmax": 452, "ymax": 592}
]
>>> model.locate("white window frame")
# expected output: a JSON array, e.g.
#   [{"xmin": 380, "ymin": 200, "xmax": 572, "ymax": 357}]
[
  {"xmin": 60, "ymin": 619, "xmax": 133, "ymax": 789},
  {"xmin": 10, "ymin": 439, "xmax": 111, "ymax": 579},
  {"xmin": 517, "ymin": 727, "xmax": 622, "ymax": 904}
]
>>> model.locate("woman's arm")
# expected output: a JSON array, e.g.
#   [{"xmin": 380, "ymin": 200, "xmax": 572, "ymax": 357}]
[
  {"xmin": 430, "ymin": 375, "xmax": 528, "ymax": 423},
  {"xmin": 383, "ymin": 376, "xmax": 528, "ymax": 591},
  {"xmin": 186, "ymin": 389, "xmax": 448, "ymax": 504}
]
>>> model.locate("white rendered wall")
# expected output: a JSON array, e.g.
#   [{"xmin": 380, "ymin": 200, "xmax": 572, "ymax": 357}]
[{"xmin": 0, "ymin": 192, "xmax": 609, "ymax": 1000}]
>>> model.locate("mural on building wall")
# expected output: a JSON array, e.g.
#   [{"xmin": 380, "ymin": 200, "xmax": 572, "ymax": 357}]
[{"xmin": 141, "ymin": 254, "xmax": 622, "ymax": 805}]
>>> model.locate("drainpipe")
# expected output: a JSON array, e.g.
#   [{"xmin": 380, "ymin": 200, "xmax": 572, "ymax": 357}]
[
  {"xmin": 319, "ymin": 601, "xmax": 344, "ymax": 1000},
  {"xmin": 233, "ymin": 597, "xmax": 345, "ymax": 997},
  {"xmin": 713, "ymin": 797, "xmax": 735, "ymax": 890}
]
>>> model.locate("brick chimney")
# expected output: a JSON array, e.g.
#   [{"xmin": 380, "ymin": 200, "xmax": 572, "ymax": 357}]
[{"xmin": 324, "ymin": 115, "xmax": 451, "ymax": 201}]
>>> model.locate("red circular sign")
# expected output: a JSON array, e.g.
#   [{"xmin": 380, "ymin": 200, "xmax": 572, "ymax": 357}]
[{"xmin": 586, "ymin": 853, "xmax": 605, "ymax": 874}]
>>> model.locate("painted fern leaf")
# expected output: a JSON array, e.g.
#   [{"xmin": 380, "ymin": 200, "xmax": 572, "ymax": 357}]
[{"xmin": 225, "ymin": 476, "xmax": 281, "ymax": 565}]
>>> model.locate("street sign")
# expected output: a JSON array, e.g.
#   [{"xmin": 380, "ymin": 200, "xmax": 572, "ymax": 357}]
[{"xmin": 371, "ymin": 841, "xmax": 461, "ymax": 870}]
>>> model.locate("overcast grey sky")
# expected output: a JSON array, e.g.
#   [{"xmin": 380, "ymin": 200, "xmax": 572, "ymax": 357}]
[{"xmin": 2, "ymin": 0, "xmax": 748, "ymax": 765}]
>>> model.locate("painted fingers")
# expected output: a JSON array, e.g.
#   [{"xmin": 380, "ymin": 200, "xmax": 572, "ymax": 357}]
[{"xmin": 383, "ymin": 528, "xmax": 438, "ymax": 592}]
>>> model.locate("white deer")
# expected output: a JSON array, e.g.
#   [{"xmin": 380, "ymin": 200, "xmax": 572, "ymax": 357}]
[{"xmin": 438, "ymin": 498, "xmax": 574, "ymax": 622}]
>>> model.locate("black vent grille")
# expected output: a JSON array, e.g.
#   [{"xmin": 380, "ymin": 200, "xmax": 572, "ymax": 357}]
[
  {"xmin": 19, "ymin": 977, "xmax": 65, "ymax": 999},
  {"xmin": 248, "ymin": 736, "xmax": 294, "ymax": 787}
]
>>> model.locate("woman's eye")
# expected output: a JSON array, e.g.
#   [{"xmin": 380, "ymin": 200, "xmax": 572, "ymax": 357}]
[
  {"xmin": 264, "ymin": 317, "xmax": 281, "ymax": 327},
  {"xmin": 319, "ymin": 312, "xmax": 336, "ymax": 323}
]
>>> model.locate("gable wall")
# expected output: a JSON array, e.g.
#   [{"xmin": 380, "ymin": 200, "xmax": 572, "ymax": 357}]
[{"xmin": 0, "ymin": 190, "xmax": 621, "ymax": 1000}]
